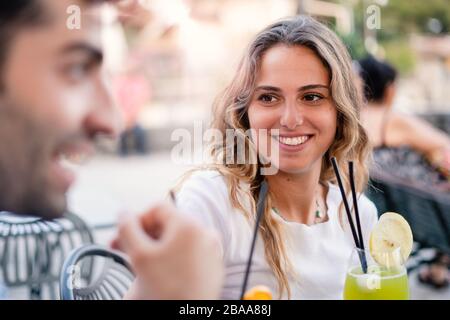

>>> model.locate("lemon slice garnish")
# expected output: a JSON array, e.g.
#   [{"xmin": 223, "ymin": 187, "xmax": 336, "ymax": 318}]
[{"xmin": 369, "ymin": 212, "xmax": 413, "ymax": 268}]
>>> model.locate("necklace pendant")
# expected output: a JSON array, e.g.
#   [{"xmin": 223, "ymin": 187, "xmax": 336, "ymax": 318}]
[{"xmin": 315, "ymin": 210, "xmax": 322, "ymax": 219}]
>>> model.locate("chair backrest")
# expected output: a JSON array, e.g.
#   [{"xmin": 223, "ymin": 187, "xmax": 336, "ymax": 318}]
[
  {"xmin": 367, "ymin": 170, "xmax": 450, "ymax": 255},
  {"xmin": 60, "ymin": 244, "xmax": 135, "ymax": 300},
  {"xmin": 0, "ymin": 211, "xmax": 94, "ymax": 299},
  {"xmin": 417, "ymin": 112, "xmax": 450, "ymax": 135}
]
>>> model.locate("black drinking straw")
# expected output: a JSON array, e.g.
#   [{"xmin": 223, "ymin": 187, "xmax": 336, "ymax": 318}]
[
  {"xmin": 240, "ymin": 180, "xmax": 269, "ymax": 300},
  {"xmin": 330, "ymin": 157, "xmax": 367, "ymax": 272},
  {"xmin": 349, "ymin": 161, "xmax": 368, "ymax": 273},
  {"xmin": 169, "ymin": 190, "xmax": 177, "ymax": 206}
]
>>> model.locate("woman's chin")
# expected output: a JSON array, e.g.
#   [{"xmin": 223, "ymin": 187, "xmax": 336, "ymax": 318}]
[{"xmin": 276, "ymin": 159, "xmax": 312, "ymax": 175}]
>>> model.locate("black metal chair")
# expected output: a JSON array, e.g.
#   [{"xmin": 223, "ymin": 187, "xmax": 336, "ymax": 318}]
[
  {"xmin": 366, "ymin": 170, "xmax": 450, "ymax": 271},
  {"xmin": 60, "ymin": 244, "xmax": 135, "ymax": 300},
  {"xmin": 0, "ymin": 211, "xmax": 94, "ymax": 299}
]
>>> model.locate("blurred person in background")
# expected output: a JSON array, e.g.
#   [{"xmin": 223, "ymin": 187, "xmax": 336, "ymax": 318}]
[
  {"xmin": 0, "ymin": 0, "xmax": 223, "ymax": 299},
  {"xmin": 358, "ymin": 56, "xmax": 450, "ymax": 190},
  {"xmin": 102, "ymin": 1, "xmax": 151, "ymax": 156},
  {"xmin": 115, "ymin": 67, "xmax": 150, "ymax": 156},
  {"xmin": 357, "ymin": 55, "xmax": 450, "ymax": 289}
]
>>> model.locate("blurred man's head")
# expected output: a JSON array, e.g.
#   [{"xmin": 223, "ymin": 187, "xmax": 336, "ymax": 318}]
[{"xmin": 0, "ymin": 0, "xmax": 119, "ymax": 219}]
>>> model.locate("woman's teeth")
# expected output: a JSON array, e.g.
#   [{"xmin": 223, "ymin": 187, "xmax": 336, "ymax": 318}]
[{"xmin": 278, "ymin": 136, "xmax": 309, "ymax": 146}]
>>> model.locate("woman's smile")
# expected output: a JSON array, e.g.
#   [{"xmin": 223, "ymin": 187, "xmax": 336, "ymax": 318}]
[{"xmin": 272, "ymin": 133, "xmax": 315, "ymax": 152}]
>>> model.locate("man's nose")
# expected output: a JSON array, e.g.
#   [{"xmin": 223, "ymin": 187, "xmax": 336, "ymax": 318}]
[
  {"xmin": 84, "ymin": 76, "xmax": 122, "ymax": 140},
  {"xmin": 279, "ymin": 100, "xmax": 303, "ymax": 130}
]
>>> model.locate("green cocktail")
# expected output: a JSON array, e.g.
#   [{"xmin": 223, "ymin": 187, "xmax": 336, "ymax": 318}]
[
  {"xmin": 344, "ymin": 265, "xmax": 409, "ymax": 300},
  {"xmin": 343, "ymin": 212, "xmax": 414, "ymax": 300},
  {"xmin": 343, "ymin": 248, "xmax": 410, "ymax": 300}
]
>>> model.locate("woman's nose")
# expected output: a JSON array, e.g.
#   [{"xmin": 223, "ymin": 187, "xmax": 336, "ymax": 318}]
[{"xmin": 279, "ymin": 101, "xmax": 303, "ymax": 129}]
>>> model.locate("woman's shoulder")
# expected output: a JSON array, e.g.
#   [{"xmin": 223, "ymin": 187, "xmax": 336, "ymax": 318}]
[
  {"xmin": 359, "ymin": 193, "xmax": 378, "ymax": 221},
  {"xmin": 175, "ymin": 169, "xmax": 233, "ymax": 257},
  {"xmin": 175, "ymin": 169, "xmax": 236, "ymax": 215},
  {"xmin": 176, "ymin": 169, "xmax": 253, "ymax": 225},
  {"xmin": 327, "ymin": 183, "xmax": 378, "ymax": 223},
  {"xmin": 178, "ymin": 169, "xmax": 228, "ymax": 195}
]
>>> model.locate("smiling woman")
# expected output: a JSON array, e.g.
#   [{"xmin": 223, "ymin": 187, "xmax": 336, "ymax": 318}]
[
  {"xmin": 173, "ymin": 15, "xmax": 377, "ymax": 300},
  {"xmin": 247, "ymin": 44, "xmax": 337, "ymax": 174}
]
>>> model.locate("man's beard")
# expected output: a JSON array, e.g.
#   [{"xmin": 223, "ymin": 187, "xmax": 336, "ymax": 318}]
[{"xmin": 0, "ymin": 98, "xmax": 67, "ymax": 220}]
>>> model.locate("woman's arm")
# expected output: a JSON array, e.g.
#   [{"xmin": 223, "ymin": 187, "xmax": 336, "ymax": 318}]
[{"xmin": 391, "ymin": 114, "xmax": 450, "ymax": 157}]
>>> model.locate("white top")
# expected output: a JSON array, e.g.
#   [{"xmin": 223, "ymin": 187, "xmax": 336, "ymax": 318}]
[{"xmin": 176, "ymin": 170, "xmax": 378, "ymax": 300}]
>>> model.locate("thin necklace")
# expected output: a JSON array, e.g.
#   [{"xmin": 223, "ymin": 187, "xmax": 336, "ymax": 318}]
[
  {"xmin": 272, "ymin": 192, "xmax": 325, "ymax": 224},
  {"xmin": 314, "ymin": 197, "xmax": 325, "ymax": 223}
]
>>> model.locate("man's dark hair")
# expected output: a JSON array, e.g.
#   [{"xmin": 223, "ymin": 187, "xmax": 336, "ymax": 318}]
[
  {"xmin": 0, "ymin": 1, "xmax": 47, "ymax": 87},
  {"xmin": 358, "ymin": 55, "xmax": 398, "ymax": 103},
  {"xmin": 0, "ymin": 0, "xmax": 112, "ymax": 89}
]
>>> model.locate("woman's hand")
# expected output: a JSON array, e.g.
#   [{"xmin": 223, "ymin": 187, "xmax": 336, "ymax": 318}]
[{"xmin": 429, "ymin": 147, "xmax": 450, "ymax": 180}]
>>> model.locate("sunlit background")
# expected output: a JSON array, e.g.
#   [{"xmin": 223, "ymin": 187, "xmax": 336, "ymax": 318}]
[
  {"xmin": 63, "ymin": 0, "xmax": 450, "ymax": 300},
  {"xmin": 103, "ymin": 0, "xmax": 450, "ymax": 140}
]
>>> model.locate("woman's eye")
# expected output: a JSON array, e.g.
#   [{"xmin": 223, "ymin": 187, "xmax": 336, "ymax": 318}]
[
  {"xmin": 303, "ymin": 93, "xmax": 323, "ymax": 103},
  {"xmin": 258, "ymin": 94, "xmax": 277, "ymax": 104}
]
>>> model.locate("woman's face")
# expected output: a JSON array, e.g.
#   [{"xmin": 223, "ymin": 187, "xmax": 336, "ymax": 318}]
[{"xmin": 247, "ymin": 44, "xmax": 337, "ymax": 175}]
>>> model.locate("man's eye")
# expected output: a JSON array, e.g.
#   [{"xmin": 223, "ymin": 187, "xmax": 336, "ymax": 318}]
[
  {"xmin": 65, "ymin": 61, "xmax": 96, "ymax": 82},
  {"xmin": 303, "ymin": 93, "xmax": 323, "ymax": 102},
  {"xmin": 258, "ymin": 94, "xmax": 277, "ymax": 103},
  {"xmin": 66, "ymin": 64, "xmax": 88, "ymax": 80}
]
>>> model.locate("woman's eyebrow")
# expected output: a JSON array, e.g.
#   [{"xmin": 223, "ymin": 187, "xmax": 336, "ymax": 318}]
[
  {"xmin": 254, "ymin": 85, "xmax": 281, "ymax": 92},
  {"xmin": 254, "ymin": 84, "xmax": 330, "ymax": 92},
  {"xmin": 298, "ymin": 84, "xmax": 330, "ymax": 91}
]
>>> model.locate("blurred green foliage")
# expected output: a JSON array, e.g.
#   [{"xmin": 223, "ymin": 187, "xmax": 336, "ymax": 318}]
[
  {"xmin": 380, "ymin": 0, "xmax": 450, "ymax": 39},
  {"xmin": 338, "ymin": 31, "xmax": 367, "ymax": 60},
  {"xmin": 383, "ymin": 40, "xmax": 417, "ymax": 75},
  {"xmin": 329, "ymin": 0, "xmax": 449, "ymax": 74}
]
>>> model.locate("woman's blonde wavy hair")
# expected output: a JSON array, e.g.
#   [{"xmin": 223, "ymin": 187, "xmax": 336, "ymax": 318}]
[{"xmin": 175, "ymin": 15, "xmax": 371, "ymax": 299}]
